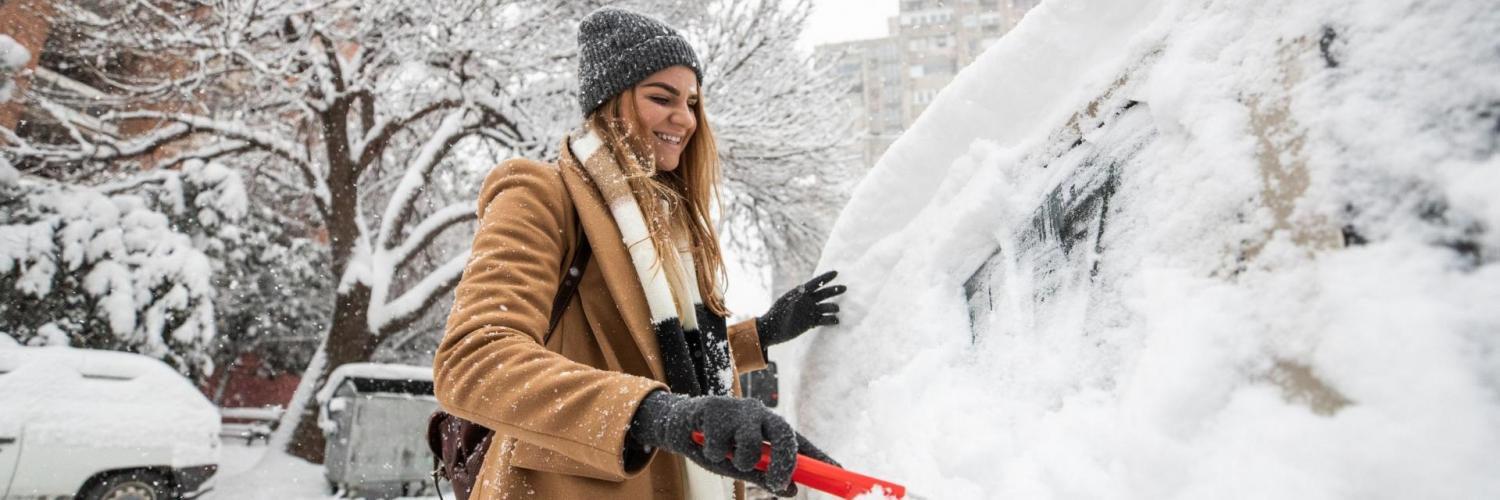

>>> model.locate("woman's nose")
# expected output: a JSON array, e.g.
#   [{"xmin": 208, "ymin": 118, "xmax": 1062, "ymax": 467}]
[{"xmin": 672, "ymin": 106, "xmax": 695, "ymax": 129}]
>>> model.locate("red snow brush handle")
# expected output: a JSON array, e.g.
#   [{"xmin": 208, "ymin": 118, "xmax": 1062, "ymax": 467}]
[{"xmin": 691, "ymin": 431, "xmax": 909, "ymax": 499}]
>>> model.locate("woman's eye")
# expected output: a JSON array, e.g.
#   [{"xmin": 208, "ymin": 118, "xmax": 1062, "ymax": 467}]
[{"xmin": 650, "ymin": 96, "xmax": 670, "ymax": 105}]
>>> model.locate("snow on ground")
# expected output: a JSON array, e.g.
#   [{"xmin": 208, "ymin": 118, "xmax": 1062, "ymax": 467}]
[
  {"xmin": 209, "ymin": 444, "xmax": 333, "ymax": 499},
  {"xmin": 786, "ymin": 0, "xmax": 1500, "ymax": 498},
  {"xmin": 209, "ymin": 443, "xmax": 444, "ymax": 500},
  {"xmin": 216, "ymin": 439, "xmax": 270, "ymax": 479}
]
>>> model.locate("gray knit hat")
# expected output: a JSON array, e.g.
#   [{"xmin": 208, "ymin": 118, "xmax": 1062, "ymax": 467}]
[{"xmin": 576, "ymin": 7, "xmax": 703, "ymax": 117}]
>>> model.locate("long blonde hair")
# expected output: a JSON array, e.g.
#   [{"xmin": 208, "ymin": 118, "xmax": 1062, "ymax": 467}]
[{"xmin": 585, "ymin": 87, "xmax": 730, "ymax": 316}]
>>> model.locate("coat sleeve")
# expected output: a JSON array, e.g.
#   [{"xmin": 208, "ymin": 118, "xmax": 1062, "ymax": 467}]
[
  {"xmin": 727, "ymin": 318, "xmax": 767, "ymax": 374},
  {"xmin": 433, "ymin": 159, "xmax": 666, "ymax": 481}
]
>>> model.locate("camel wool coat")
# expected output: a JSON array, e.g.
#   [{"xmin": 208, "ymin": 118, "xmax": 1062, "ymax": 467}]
[{"xmin": 433, "ymin": 157, "xmax": 768, "ymax": 500}]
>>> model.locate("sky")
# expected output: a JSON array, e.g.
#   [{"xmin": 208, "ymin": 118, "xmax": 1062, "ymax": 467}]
[{"xmin": 797, "ymin": 0, "xmax": 901, "ymax": 51}]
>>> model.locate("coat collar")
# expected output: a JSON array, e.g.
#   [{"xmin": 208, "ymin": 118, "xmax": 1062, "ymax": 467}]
[{"xmin": 558, "ymin": 137, "xmax": 667, "ymax": 382}]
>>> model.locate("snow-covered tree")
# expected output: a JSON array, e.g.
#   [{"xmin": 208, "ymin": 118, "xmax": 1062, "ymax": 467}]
[
  {"xmin": 0, "ymin": 164, "xmax": 226, "ymax": 380},
  {"xmin": 690, "ymin": 0, "xmax": 861, "ymax": 280},
  {"xmin": 113, "ymin": 161, "xmax": 332, "ymax": 385},
  {"xmin": 4, "ymin": 0, "xmax": 858, "ymax": 462},
  {"xmin": 206, "ymin": 205, "xmax": 331, "ymax": 381}
]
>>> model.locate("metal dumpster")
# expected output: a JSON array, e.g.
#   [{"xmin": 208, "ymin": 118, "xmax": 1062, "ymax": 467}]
[{"xmin": 316, "ymin": 363, "xmax": 438, "ymax": 498}]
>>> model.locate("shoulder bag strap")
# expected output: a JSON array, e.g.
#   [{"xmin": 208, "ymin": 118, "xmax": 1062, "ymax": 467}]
[{"xmin": 545, "ymin": 220, "xmax": 591, "ymax": 342}]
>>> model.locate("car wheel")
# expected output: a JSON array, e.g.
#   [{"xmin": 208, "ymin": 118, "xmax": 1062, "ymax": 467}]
[{"xmin": 84, "ymin": 470, "xmax": 172, "ymax": 500}]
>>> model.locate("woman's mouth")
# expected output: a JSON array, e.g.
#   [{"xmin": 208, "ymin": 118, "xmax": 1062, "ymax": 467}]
[{"xmin": 655, "ymin": 131, "xmax": 684, "ymax": 146}]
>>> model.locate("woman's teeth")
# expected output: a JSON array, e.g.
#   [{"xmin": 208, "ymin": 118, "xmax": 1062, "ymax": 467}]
[{"xmin": 655, "ymin": 132, "xmax": 682, "ymax": 145}]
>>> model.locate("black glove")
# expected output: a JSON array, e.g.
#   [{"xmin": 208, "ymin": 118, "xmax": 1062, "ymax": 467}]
[
  {"xmin": 627, "ymin": 391, "xmax": 840, "ymax": 497},
  {"xmin": 757, "ymin": 270, "xmax": 847, "ymax": 348}
]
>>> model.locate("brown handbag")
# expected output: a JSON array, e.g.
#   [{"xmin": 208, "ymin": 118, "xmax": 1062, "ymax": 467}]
[{"xmin": 426, "ymin": 229, "xmax": 591, "ymax": 500}]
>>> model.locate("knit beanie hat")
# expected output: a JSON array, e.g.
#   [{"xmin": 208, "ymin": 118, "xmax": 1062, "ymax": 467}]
[{"xmin": 576, "ymin": 7, "xmax": 703, "ymax": 117}]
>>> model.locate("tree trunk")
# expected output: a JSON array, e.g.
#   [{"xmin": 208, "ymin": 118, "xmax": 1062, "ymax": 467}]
[
  {"xmin": 282, "ymin": 114, "xmax": 370, "ymax": 463},
  {"xmin": 283, "ymin": 282, "xmax": 378, "ymax": 463}
]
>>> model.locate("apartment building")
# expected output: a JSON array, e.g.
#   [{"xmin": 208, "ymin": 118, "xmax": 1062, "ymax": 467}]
[
  {"xmin": 817, "ymin": 0, "xmax": 1040, "ymax": 166},
  {"xmin": 816, "ymin": 37, "xmax": 905, "ymax": 171}
]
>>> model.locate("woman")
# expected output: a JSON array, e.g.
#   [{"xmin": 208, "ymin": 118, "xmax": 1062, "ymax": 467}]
[{"xmin": 433, "ymin": 7, "xmax": 847, "ymax": 500}]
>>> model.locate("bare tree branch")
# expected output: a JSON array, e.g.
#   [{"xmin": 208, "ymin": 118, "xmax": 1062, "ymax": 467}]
[
  {"xmin": 100, "ymin": 110, "xmax": 330, "ymax": 214},
  {"xmin": 374, "ymin": 108, "xmax": 471, "ymax": 250},
  {"xmin": 374, "ymin": 250, "xmax": 469, "ymax": 338},
  {"xmin": 388, "ymin": 203, "xmax": 475, "ymax": 269},
  {"xmin": 353, "ymin": 98, "xmax": 465, "ymax": 168}
]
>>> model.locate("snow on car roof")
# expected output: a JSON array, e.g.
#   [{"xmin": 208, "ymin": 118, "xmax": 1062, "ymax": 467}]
[
  {"xmin": 0, "ymin": 346, "xmax": 219, "ymax": 454},
  {"xmin": 0, "ymin": 344, "xmax": 180, "ymax": 379}
]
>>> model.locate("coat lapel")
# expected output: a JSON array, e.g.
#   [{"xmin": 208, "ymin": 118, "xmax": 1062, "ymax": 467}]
[{"xmin": 559, "ymin": 155, "xmax": 667, "ymax": 382}]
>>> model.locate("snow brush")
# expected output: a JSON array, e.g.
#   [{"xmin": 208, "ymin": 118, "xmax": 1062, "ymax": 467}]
[{"xmin": 691, "ymin": 431, "xmax": 919, "ymax": 499}]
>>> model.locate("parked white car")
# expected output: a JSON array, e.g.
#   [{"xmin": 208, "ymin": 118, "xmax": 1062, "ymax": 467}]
[{"xmin": 0, "ymin": 345, "xmax": 220, "ymax": 499}]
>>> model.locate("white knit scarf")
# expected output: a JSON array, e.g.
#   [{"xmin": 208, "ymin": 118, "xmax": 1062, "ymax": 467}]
[{"xmin": 563, "ymin": 130, "xmax": 735, "ymax": 499}]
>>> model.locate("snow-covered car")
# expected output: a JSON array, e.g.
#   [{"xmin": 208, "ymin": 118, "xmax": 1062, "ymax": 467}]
[
  {"xmin": 0, "ymin": 345, "xmax": 220, "ymax": 499},
  {"xmin": 789, "ymin": 0, "xmax": 1497, "ymax": 497}
]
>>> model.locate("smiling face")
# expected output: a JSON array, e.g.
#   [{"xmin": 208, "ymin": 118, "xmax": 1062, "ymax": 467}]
[{"xmin": 631, "ymin": 66, "xmax": 699, "ymax": 172}]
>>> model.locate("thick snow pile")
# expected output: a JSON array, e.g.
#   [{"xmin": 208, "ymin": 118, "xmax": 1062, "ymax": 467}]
[
  {"xmin": 789, "ymin": 0, "xmax": 1500, "ymax": 498},
  {"xmin": 0, "ymin": 346, "xmax": 220, "ymax": 466}
]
